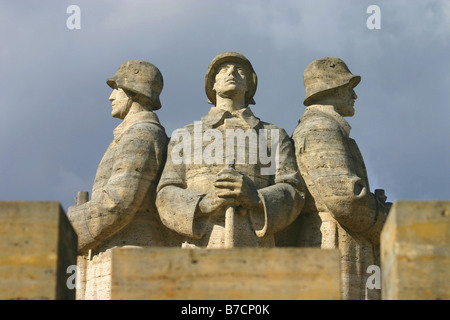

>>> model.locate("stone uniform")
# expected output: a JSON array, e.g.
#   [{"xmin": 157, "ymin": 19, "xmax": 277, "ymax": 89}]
[{"xmin": 156, "ymin": 106, "xmax": 305, "ymax": 248}]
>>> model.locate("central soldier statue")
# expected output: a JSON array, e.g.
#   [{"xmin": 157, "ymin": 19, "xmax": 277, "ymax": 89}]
[{"xmin": 156, "ymin": 52, "xmax": 305, "ymax": 248}]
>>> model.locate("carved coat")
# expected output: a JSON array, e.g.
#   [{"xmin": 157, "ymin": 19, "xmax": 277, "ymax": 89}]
[
  {"xmin": 292, "ymin": 105, "xmax": 389, "ymax": 300},
  {"xmin": 156, "ymin": 106, "xmax": 305, "ymax": 248},
  {"xmin": 67, "ymin": 110, "xmax": 176, "ymax": 255}
]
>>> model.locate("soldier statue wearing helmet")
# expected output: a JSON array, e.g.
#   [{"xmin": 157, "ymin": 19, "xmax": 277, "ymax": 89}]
[
  {"xmin": 302, "ymin": 57, "xmax": 360, "ymax": 107},
  {"xmin": 106, "ymin": 60, "xmax": 163, "ymax": 112},
  {"xmin": 291, "ymin": 57, "xmax": 391, "ymax": 300},
  {"xmin": 67, "ymin": 60, "xmax": 180, "ymax": 299},
  {"xmin": 156, "ymin": 52, "xmax": 305, "ymax": 249}
]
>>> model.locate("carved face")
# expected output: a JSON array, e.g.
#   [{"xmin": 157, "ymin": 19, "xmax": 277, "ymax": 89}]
[
  {"xmin": 334, "ymin": 84, "xmax": 358, "ymax": 117},
  {"xmin": 109, "ymin": 88, "xmax": 130, "ymax": 119},
  {"xmin": 213, "ymin": 62, "xmax": 248, "ymax": 99}
]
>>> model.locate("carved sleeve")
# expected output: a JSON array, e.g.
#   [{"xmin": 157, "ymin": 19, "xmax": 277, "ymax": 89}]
[
  {"xmin": 155, "ymin": 136, "xmax": 207, "ymax": 239},
  {"xmin": 294, "ymin": 115, "xmax": 387, "ymax": 244},
  {"xmin": 68, "ymin": 123, "xmax": 167, "ymax": 253},
  {"xmin": 249, "ymin": 127, "xmax": 305, "ymax": 237}
]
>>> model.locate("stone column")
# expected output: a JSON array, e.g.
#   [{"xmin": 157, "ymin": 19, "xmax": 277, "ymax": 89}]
[
  {"xmin": 0, "ymin": 201, "xmax": 78, "ymax": 300},
  {"xmin": 381, "ymin": 201, "xmax": 450, "ymax": 300}
]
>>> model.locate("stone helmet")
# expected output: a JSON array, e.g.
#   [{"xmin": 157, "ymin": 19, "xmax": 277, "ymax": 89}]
[
  {"xmin": 303, "ymin": 57, "xmax": 360, "ymax": 106},
  {"xmin": 107, "ymin": 60, "xmax": 163, "ymax": 110},
  {"xmin": 205, "ymin": 52, "xmax": 257, "ymax": 107}
]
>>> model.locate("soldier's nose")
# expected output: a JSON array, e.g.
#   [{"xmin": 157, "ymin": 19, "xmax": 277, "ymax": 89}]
[
  {"xmin": 109, "ymin": 89, "xmax": 117, "ymax": 101},
  {"xmin": 227, "ymin": 66, "xmax": 237, "ymax": 75}
]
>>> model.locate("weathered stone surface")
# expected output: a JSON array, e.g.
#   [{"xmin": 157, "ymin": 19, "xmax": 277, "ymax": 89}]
[
  {"xmin": 156, "ymin": 52, "xmax": 305, "ymax": 249},
  {"xmin": 76, "ymin": 250, "xmax": 113, "ymax": 300},
  {"xmin": 67, "ymin": 60, "xmax": 182, "ymax": 299},
  {"xmin": 67, "ymin": 61, "xmax": 172, "ymax": 255},
  {"xmin": 110, "ymin": 247, "xmax": 341, "ymax": 300},
  {"xmin": 381, "ymin": 201, "xmax": 450, "ymax": 300},
  {"xmin": 289, "ymin": 57, "xmax": 391, "ymax": 300},
  {"xmin": 0, "ymin": 201, "xmax": 77, "ymax": 300}
]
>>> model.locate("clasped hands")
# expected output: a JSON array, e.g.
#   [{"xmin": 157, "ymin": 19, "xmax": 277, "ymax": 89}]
[{"xmin": 199, "ymin": 167, "xmax": 262, "ymax": 215}]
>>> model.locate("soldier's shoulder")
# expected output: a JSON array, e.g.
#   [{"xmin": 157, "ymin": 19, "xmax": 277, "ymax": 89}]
[
  {"xmin": 166, "ymin": 122, "xmax": 196, "ymax": 143},
  {"xmin": 259, "ymin": 121, "xmax": 289, "ymax": 134},
  {"xmin": 172, "ymin": 122, "xmax": 195, "ymax": 133},
  {"xmin": 122, "ymin": 119, "xmax": 168, "ymax": 145},
  {"xmin": 297, "ymin": 109, "xmax": 340, "ymax": 129},
  {"xmin": 128, "ymin": 120, "xmax": 165, "ymax": 133}
]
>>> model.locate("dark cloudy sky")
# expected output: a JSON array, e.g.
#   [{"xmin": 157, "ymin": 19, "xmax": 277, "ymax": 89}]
[{"xmin": 1, "ymin": 0, "xmax": 449, "ymax": 212}]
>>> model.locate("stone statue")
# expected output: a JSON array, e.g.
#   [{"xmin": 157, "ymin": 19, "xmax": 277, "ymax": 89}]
[
  {"xmin": 156, "ymin": 52, "xmax": 305, "ymax": 248},
  {"xmin": 67, "ymin": 60, "xmax": 178, "ymax": 299},
  {"xmin": 291, "ymin": 57, "xmax": 391, "ymax": 300}
]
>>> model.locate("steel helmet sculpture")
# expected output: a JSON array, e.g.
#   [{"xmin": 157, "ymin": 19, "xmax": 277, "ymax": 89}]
[
  {"xmin": 205, "ymin": 51, "xmax": 258, "ymax": 107},
  {"xmin": 107, "ymin": 60, "xmax": 164, "ymax": 110},
  {"xmin": 303, "ymin": 57, "xmax": 360, "ymax": 106}
]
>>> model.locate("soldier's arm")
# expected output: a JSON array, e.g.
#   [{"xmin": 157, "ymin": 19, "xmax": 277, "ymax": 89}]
[
  {"xmin": 68, "ymin": 123, "xmax": 166, "ymax": 253},
  {"xmin": 295, "ymin": 116, "xmax": 387, "ymax": 243},
  {"xmin": 155, "ymin": 134, "xmax": 210, "ymax": 239},
  {"xmin": 249, "ymin": 127, "xmax": 306, "ymax": 237}
]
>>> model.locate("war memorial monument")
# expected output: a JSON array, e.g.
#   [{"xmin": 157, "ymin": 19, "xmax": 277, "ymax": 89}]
[{"xmin": 0, "ymin": 52, "xmax": 448, "ymax": 301}]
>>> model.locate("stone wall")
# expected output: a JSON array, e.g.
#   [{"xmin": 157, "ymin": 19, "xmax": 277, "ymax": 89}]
[
  {"xmin": 0, "ymin": 202, "xmax": 77, "ymax": 300},
  {"xmin": 0, "ymin": 200, "xmax": 448, "ymax": 300},
  {"xmin": 110, "ymin": 247, "xmax": 341, "ymax": 300},
  {"xmin": 381, "ymin": 201, "xmax": 450, "ymax": 300}
]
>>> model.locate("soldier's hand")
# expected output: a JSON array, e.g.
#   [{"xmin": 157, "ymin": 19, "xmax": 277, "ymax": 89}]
[
  {"xmin": 214, "ymin": 167, "xmax": 262, "ymax": 210},
  {"xmin": 199, "ymin": 192, "xmax": 236, "ymax": 215}
]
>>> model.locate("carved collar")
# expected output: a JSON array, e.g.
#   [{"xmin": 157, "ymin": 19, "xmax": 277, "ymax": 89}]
[
  {"xmin": 113, "ymin": 111, "xmax": 162, "ymax": 140},
  {"xmin": 201, "ymin": 106, "xmax": 261, "ymax": 129},
  {"xmin": 305, "ymin": 105, "xmax": 352, "ymax": 137}
]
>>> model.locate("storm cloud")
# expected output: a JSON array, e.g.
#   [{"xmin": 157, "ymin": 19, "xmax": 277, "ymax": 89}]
[{"xmin": 0, "ymin": 0, "xmax": 449, "ymax": 211}]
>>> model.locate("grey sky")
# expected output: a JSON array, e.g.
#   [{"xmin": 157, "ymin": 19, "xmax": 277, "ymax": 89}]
[{"xmin": 1, "ymin": 0, "xmax": 449, "ymax": 212}]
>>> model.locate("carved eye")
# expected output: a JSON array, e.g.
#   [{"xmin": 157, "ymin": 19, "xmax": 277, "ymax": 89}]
[{"xmin": 218, "ymin": 66, "xmax": 228, "ymax": 73}]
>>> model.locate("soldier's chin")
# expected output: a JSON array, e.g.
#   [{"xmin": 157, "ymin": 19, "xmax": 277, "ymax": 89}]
[
  {"xmin": 344, "ymin": 105, "xmax": 355, "ymax": 117},
  {"xmin": 218, "ymin": 85, "xmax": 238, "ymax": 94},
  {"xmin": 112, "ymin": 110, "xmax": 123, "ymax": 119}
]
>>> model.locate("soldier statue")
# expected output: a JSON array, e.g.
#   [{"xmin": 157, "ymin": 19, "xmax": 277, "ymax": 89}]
[
  {"xmin": 156, "ymin": 52, "xmax": 305, "ymax": 248},
  {"xmin": 67, "ymin": 60, "xmax": 178, "ymax": 299},
  {"xmin": 292, "ymin": 57, "xmax": 391, "ymax": 300}
]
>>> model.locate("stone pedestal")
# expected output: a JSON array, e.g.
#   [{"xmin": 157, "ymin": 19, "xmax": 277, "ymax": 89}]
[
  {"xmin": 0, "ymin": 201, "xmax": 78, "ymax": 300},
  {"xmin": 110, "ymin": 247, "xmax": 341, "ymax": 300},
  {"xmin": 381, "ymin": 201, "xmax": 450, "ymax": 300},
  {"xmin": 76, "ymin": 250, "xmax": 113, "ymax": 300}
]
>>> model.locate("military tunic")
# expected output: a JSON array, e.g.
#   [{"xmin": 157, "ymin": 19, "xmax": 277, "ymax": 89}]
[
  {"xmin": 156, "ymin": 107, "xmax": 305, "ymax": 248},
  {"xmin": 292, "ymin": 105, "xmax": 389, "ymax": 300},
  {"xmin": 67, "ymin": 111, "xmax": 176, "ymax": 254}
]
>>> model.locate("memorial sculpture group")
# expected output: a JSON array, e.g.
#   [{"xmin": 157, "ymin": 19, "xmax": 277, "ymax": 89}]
[{"xmin": 67, "ymin": 52, "xmax": 392, "ymax": 300}]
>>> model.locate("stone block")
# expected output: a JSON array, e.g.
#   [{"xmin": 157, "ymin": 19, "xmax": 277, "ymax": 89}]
[
  {"xmin": 381, "ymin": 201, "xmax": 450, "ymax": 300},
  {"xmin": 110, "ymin": 247, "xmax": 341, "ymax": 300},
  {"xmin": 0, "ymin": 201, "xmax": 78, "ymax": 300},
  {"xmin": 76, "ymin": 250, "xmax": 113, "ymax": 300}
]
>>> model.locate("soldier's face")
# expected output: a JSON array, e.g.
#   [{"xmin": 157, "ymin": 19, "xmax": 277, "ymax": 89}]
[
  {"xmin": 335, "ymin": 84, "xmax": 358, "ymax": 117},
  {"xmin": 213, "ymin": 62, "xmax": 248, "ymax": 98},
  {"xmin": 109, "ymin": 88, "xmax": 130, "ymax": 119}
]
